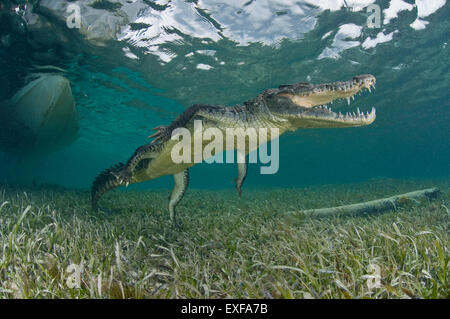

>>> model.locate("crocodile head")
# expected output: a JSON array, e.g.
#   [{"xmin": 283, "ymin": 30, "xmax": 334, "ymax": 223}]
[{"xmin": 262, "ymin": 74, "xmax": 376, "ymax": 129}]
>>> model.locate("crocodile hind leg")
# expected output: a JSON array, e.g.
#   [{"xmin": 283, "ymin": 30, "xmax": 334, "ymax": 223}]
[
  {"xmin": 235, "ymin": 150, "xmax": 248, "ymax": 197},
  {"xmin": 92, "ymin": 158, "xmax": 152, "ymax": 213},
  {"xmin": 91, "ymin": 162, "xmax": 126, "ymax": 212},
  {"xmin": 169, "ymin": 169, "xmax": 189, "ymax": 227},
  {"xmin": 113, "ymin": 143, "xmax": 161, "ymax": 185}
]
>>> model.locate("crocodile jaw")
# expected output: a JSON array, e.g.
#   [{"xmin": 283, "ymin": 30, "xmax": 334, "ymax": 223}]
[
  {"xmin": 267, "ymin": 74, "xmax": 376, "ymax": 128},
  {"xmin": 290, "ymin": 106, "xmax": 376, "ymax": 128}
]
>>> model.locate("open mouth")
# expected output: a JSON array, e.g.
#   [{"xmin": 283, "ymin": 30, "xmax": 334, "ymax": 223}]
[
  {"xmin": 311, "ymin": 75, "xmax": 376, "ymax": 124},
  {"xmin": 279, "ymin": 74, "xmax": 377, "ymax": 126}
]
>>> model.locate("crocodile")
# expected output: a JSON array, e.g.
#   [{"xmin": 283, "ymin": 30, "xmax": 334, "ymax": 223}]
[{"xmin": 92, "ymin": 74, "xmax": 376, "ymax": 225}]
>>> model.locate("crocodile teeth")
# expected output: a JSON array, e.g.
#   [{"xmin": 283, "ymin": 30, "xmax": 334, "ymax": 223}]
[
  {"xmin": 368, "ymin": 87, "xmax": 371, "ymax": 93},
  {"xmin": 347, "ymin": 97, "xmax": 350, "ymax": 106},
  {"xmin": 365, "ymin": 107, "xmax": 376, "ymax": 119}
]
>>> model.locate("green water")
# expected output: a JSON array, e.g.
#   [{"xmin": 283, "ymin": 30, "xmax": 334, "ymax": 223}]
[{"xmin": 0, "ymin": 0, "xmax": 449, "ymax": 190}]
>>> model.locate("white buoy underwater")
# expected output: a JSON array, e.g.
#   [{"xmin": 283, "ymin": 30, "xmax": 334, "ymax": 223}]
[{"xmin": 0, "ymin": 74, "xmax": 78, "ymax": 154}]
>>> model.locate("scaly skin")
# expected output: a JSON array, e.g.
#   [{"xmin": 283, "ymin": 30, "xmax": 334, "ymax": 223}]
[{"xmin": 92, "ymin": 74, "xmax": 376, "ymax": 226}]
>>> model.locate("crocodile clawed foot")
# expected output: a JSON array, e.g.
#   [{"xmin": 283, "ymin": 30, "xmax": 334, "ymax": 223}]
[
  {"xmin": 169, "ymin": 213, "xmax": 184, "ymax": 229},
  {"xmin": 234, "ymin": 178, "xmax": 242, "ymax": 197},
  {"xmin": 111, "ymin": 169, "xmax": 132, "ymax": 187},
  {"xmin": 148, "ymin": 125, "xmax": 169, "ymax": 144},
  {"xmin": 236, "ymin": 185, "xmax": 242, "ymax": 197},
  {"xmin": 173, "ymin": 218, "xmax": 184, "ymax": 230}
]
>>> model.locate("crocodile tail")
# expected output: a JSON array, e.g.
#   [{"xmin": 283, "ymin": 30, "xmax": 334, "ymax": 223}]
[{"xmin": 91, "ymin": 162, "xmax": 125, "ymax": 211}]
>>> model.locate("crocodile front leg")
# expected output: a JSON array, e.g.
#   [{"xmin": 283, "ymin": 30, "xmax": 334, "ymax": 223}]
[
  {"xmin": 235, "ymin": 150, "xmax": 248, "ymax": 197},
  {"xmin": 169, "ymin": 169, "xmax": 189, "ymax": 227}
]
